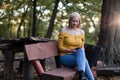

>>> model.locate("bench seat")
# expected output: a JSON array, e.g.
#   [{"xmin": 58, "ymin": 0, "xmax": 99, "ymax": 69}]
[{"xmin": 41, "ymin": 67, "xmax": 77, "ymax": 80}]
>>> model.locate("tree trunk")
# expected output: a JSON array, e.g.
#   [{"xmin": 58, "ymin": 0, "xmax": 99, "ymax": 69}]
[
  {"xmin": 17, "ymin": 6, "xmax": 29, "ymax": 38},
  {"xmin": 32, "ymin": 0, "xmax": 37, "ymax": 37},
  {"xmin": 98, "ymin": 0, "xmax": 120, "ymax": 66},
  {"xmin": 45, "ymin": 0, "xmax": 60, "ymax": 38}
]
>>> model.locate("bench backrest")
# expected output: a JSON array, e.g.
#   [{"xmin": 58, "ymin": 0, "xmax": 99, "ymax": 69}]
[
  {"xmin": 85, "ymin": 44, "xmax": 102, "ymax": 67},
  {"xmin": 25, "ymin": 41, "xmax": 102, "ymax": 68},
  {"xmin": 25, "ymin": 41, "xmax": 59, "ymax": 61}
]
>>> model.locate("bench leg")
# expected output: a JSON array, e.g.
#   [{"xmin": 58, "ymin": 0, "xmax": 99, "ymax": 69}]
[
  {"xmin": 23, "ymin": 54, "xmax": 34, "ymax": 80},
  {"xmin": 32, "ymin": 60, "xmax": 44, "ymax": 75},
  {"xmin": 17, "ymin": 60, "xmax": 24, "ymax": 74},
  {"xmin": 2, "ymin": 48, "xmax": 15, "ymax": 80}
]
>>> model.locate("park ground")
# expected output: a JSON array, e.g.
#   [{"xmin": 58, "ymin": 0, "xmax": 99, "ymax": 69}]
[{"xmin": 0, "ymin": 51, "xmax": 120, "ymax": 80}]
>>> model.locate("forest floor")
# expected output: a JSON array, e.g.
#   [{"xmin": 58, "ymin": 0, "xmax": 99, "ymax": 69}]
[
  {"xmin": 0, "ymin": 51, "xmax": 56, "ymax": 80},
  {"xmin": 0, "ymin": 51, "xmax": 120, "ymax": 80}
]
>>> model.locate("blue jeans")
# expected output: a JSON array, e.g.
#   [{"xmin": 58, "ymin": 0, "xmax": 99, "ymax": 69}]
[{"xmin": 60, "ymin": 48, "xmax": 94, "ymax": 80}]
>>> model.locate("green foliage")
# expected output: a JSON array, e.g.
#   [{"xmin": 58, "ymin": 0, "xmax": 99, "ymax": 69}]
[
  {"xmin": 0, "ymin": 0, "xmax": 102, "ymax": 45},
  {"xmin": 0, "ymin": 24, "xmax": 9, "ymax": 38}
]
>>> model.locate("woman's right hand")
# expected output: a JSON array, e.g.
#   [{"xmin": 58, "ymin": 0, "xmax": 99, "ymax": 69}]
[{"xmin": 64, "ymin": 49, "xmax": 77, "ymax": 53}]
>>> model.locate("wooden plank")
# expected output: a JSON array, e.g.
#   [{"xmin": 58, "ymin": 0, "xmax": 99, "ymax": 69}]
[
  {"xmin": 0, "ymin": 57, "xmax": 24, "ymax": 62},
  {"xmin": 25, "ymin": 41, "xmax": 58, "ymax": 61},
  {"xmin": 41, "ymin": 67, "xmax": 78, "ymax": 80},
  {"xmin": 0, "ymin": 44, "xmax": 10, "ymax": 49},
  {"xmin": 97, "ymin": 67, "xmax": 120, "ymax": 76}
]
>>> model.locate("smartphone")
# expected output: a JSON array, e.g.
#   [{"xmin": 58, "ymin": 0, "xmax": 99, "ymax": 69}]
[{"xmin": 74, "ymin": 48, "xmax": 80, "ymax": 50}]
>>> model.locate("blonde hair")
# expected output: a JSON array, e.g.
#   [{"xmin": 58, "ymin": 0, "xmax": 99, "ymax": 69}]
[{"xmin": 68, "ymin": 12, "xmax": 81, "ymax": 28}]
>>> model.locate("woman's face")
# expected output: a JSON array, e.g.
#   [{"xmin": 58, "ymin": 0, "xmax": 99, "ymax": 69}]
[{"xmin": 71, "ymin": 17, "xmax": 80, "ymax": 28}]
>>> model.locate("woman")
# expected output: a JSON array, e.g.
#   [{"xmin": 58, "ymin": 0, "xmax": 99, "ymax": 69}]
[{"xmin": 58, "ymin": 12, "xmax": 94, "ymax": 80}]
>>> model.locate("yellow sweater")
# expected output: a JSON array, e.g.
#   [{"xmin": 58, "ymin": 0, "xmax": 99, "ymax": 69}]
[{"xmin": 58, "ymin": 32, "xmax": 84, "ymax": 56}]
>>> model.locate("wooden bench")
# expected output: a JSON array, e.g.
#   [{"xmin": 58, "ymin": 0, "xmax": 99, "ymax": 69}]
[
  {"xmin": 0, "ymin": 56, "xmax": 24, "ymax": 62},
  {"xmin": 0, "ymin": 43, "xmax": 24, "ymax": 62},
  {"xmin": 97, "ymin": 67, "xmax": 120, "ymax": 76},
  {"xmin": 25, "ymin": 40, "xmax": 102, "ymax": 80},
  {"xmin": 97, "ymin": 67, "xmax": 120, "ymax": 80},
  {"xmin": 84, "ymin": 44, "xmax": 102, "ymax": 68},
  {"xmin": 0, "ymin": 44, "xmax": 24, "ymax": 74}
]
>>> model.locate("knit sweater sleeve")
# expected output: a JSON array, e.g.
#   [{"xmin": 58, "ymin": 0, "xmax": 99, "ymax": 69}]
[
  {"xmin": 58, "ymin": 32, "xmax": 67, "ymax": 52},
  {"xmin": 81, "ymin": 36, "xmax": 85, "ymax": 48}
]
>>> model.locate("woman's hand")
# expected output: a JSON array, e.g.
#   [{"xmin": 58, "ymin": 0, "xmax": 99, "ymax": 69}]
[{"xmin": 64, "ymin": 49, "xmax": 77, "ymax": 53}]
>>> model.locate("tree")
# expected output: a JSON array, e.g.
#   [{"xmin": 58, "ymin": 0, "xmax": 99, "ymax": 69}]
[
  {"xmin": 0, "ymin": 0, "xmax": 102, "ymax": 44},
  {"xmin": 17, "ymin": 5, "xmax": 29, "ymax": 38},
  {"xmin": 32, "ymin": 0, "xmax": 37, "ymax": 37},
  {"xmin": 98, "ymin": 0, "xmax": 120, "ymax": 66},
  {"xmin": 45, "ymin": 0, "xmax": 60, "ymax": 38}
]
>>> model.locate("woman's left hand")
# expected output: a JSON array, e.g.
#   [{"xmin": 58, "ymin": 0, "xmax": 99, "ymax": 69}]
[{"xmin": 71, "ymin": 49, "xmax": 77, "ymax": 53}]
